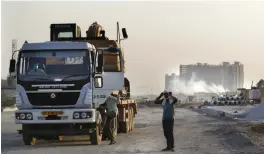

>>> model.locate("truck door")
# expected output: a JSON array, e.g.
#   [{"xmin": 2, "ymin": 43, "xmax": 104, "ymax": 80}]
[{"xmin": 92, "ymin": 47, "xmax": 124, "ymax": 104}]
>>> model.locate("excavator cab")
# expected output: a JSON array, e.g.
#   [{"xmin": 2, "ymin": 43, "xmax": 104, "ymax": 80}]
[{"xmin": 50, "ymin": 23, "xmax": 81, "ymax": 41}]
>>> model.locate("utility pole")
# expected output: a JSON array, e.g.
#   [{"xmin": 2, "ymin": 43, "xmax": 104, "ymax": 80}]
[{"xmin": 12, "ymin": 39, "xmax": 17, "ymax": 55}]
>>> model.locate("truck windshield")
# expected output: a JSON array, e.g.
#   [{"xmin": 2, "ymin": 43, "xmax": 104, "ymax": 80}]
[{"xmin": 18, "ymin": 50, "xmax": 89, "ymax": 81}]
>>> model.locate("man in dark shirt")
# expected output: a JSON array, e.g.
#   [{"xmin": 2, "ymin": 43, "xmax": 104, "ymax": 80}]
[{"xmin": 156, "ymin": 90, "xmax": 178, "ymax": 151}]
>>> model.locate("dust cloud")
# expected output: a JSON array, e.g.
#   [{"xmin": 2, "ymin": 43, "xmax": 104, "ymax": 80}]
[{"xmin": 168, "ymin": 73, "xmax": 229, "ymax": 95}]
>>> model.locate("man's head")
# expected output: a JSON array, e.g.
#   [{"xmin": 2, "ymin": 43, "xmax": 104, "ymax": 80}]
[
  {"xmin": 169, "ymin": 91, "xmax": 172, "ymax": 96},
  {"xmin": 163, "ymin": 89, "xmax": 169, "ymax": 99},
  {"xmin": 110, "ymin": 91, "xmax": 119, "ymax": 98}
]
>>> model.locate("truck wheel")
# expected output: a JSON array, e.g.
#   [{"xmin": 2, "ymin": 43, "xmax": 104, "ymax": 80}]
[
  {"xmin": 90, "ymin": 112, "xmax": 102, "ymax": 145},
  {"xmin": 55, "ymin": 136, "xmax": 63, "ymax": 141},
  {"xmin": 120, "ymin": 122, "xmax": 129, "ymax": 133},
  {"xmin": 23, "ymin": 134, "xmax": 36, "ymax": 145},
  {"xmin": 120, "ymin": 109, "xmax": 130, "ymax": 133},
  {"xmin": 129, "ymin": 109, "xmax": 133, "ymax": 132},
  {"xmin": 22, "ymin": 124, "xmax": 36, "ymax": 145},
  {"xmin": 130, "ymin": 109, "xmax": 134, "ymax": 131}
]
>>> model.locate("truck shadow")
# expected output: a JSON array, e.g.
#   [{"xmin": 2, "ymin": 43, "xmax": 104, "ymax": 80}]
[{"xmin": 1, "ymin": 133, "xmax": 99, "ymax": 153}]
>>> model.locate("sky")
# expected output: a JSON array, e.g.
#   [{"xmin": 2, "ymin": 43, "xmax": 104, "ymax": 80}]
[{"xmin": 1, "ymin": 1, "xmax": 264, "ymax": 94}]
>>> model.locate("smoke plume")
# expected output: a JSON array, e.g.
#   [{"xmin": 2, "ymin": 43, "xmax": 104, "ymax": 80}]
[{"xmin": 169, "ymin": 73, "xmax": 229, "ymax": 95}]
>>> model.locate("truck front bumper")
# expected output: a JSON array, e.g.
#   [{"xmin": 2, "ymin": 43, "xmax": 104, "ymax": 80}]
[
  {"xmin": 17, "ymin": 123, "xmax": 96, "ymax": 136},
  {"xmin": 14, "ymin": 108, "xmax": 96, "ymax": 124}
]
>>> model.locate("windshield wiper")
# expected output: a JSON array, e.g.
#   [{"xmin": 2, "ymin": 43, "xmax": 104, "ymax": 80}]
[{"xmin": 61, "ymin": 74, "xmax": 89, "ymax": 81}]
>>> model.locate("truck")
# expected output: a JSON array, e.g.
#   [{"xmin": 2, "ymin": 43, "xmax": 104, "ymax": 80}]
[
  {"xmin": 9, "ymin": 22, "xmax": 137, "ymax": 145},
  {"xmin": 238, "ymin": 88, "xmax": 261, "ymax": 105}
]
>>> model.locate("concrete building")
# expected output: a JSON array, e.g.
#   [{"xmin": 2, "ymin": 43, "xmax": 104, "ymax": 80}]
[
  {"xmin": 179, "ymin": 62, "xmax": 244, "ymax": 91},
  {"xmin": 165, "ymin": 73, "xmax": 180, "ymax": 91}
]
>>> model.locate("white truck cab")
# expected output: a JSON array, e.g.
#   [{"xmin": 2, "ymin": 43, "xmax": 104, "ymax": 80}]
[{"xmin": 9, "ymin": 41, "xmax": 124, "ymax": 145}]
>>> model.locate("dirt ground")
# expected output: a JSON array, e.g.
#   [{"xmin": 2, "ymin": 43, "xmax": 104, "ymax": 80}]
[{"xmin": 2, "ymin": 105, "xmax": 264, "ymax": 154}]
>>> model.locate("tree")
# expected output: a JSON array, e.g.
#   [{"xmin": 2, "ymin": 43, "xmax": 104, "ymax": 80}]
[{"xmin": 256, "ymin": 79, "xmax": 264, "ymax": 88}]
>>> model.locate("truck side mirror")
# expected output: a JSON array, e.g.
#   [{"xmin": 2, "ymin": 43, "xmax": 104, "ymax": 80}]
[
  {"xmin": 94, "ymin": 76, "xmax": 103, "ymax": 88},
  {"xmin": 122, "ymin": 28, "xmax": 128, "ymax": 39},
  {"xmin": 9, "ymin": 59, "xmax": 16, "ymax": 73}
]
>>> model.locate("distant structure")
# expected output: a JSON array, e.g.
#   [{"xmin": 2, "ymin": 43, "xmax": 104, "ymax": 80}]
[
  {"xmin": 179, "ymin": 62, "xmax": 244, "ymax": 91},
  {"xmin": 165, "ymin": 73, "xmax": 180, "ymax": 91}
]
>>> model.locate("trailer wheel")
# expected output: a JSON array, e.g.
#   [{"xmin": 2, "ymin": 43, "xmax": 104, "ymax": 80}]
[
  {"xmin": 129, "ymin": 109, "xmax": 133, "ymax": 131},
  {"xmin": 90, "ymin": 112, "xmax": 102, "ymax": 145},
  {"xmin": 130, "ymin": 109, "xmax": 134, "ymax": 131},
  {"xmin": 120, "ymin": 109, "xmax": 130, "ymax": 133}
]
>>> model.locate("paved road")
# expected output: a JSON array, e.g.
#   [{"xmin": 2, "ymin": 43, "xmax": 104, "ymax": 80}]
[{"xmin": 1, "ymin": 106, "xmax": 263, "ymax": 154}]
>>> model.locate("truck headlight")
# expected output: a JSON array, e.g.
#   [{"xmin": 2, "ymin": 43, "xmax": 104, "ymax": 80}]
[
  {"xmin": 73, "ymin": 111, "xmax": 92, "ymax": 119},
  {"xmin": 20, "ymin": 113, "xmax": 25, "ymax": 119},
  {"xmin": 16, "ymin": 112, "xmax": 33, "ymax": 120},
  {"xmin": 73, "ymin": 112, "xmax": 80, "ymax": 119},
  {"xmin": 81, "ymin": 112, "xmax": 87, "ymax": 119},
  {"xmin": 26, "ymin": 113, "xmax": 33, "ymax": 120}
]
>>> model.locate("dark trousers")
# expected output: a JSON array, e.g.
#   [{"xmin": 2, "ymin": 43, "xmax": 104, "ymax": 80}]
[
  {"xmin": 162, "ymin": 119, "xmax": 174, "ymax": 149},
  {"xmin": 102, "ymin": 111, "xmax": 116, "ymax": 141}
]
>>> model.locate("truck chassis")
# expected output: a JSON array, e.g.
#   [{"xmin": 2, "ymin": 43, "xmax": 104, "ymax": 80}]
[{"xmin": 17, "ymin": 99, "xmax": 137, "ymax": 145}]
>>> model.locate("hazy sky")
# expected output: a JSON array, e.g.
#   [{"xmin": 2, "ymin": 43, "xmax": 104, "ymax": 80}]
[{"xmin": 1, "ymin": 1, "xmax": 264, "ymax": 93}]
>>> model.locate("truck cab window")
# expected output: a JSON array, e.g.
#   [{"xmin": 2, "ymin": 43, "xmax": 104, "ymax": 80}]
[
  {"xmin": 58, "ymin": 32, "xmax": 73, "ymax": 38},
  {"xmin": 17, "ymin": 50, "xmax": 89, "ymax": 81}
]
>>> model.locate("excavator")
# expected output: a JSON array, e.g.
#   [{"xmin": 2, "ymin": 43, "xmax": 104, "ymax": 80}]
[{"xmin": 49, "ymin": 22, "xmax": 130, "ymax": 98}]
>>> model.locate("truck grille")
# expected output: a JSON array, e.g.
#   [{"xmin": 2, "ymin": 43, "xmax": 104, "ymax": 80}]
[{"xmin": 26, "ymin": 92, "xmax": 80, "ymax": 106}]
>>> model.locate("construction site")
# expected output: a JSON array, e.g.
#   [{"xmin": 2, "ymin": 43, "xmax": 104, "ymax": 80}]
[
  {"xmin": 1, "ymin": 2, "xmax": 264, "ymax": 154},
  {"xmin": 2, "ymin": 22, "xmax": 264, "ymax": 154}
]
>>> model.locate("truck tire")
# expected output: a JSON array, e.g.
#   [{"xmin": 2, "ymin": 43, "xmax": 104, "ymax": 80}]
[
  {"xmin": 130, "ymin": 109, "xmax": 134, "ymax": 131},
  {"xmin": 90, "ymin": 112, "xmax": 102, "ymax": 145},
  {"xmin": 22, "ymin": 125, "xmax": 36, "ymax": 145},
  {"xmin": 23, "ymin": 134, "xmax": 37, "ymax": 145},
  {"xmin": 54, "ymin": 136, "xmax": 63, "ymax": 141},
  {"xmin": 120, "ymin": 109, "xmax": 130, "ymax": 133},
  {"xmin": 129, "ymin": 109, "xmax": 133, "ymax": 131}
]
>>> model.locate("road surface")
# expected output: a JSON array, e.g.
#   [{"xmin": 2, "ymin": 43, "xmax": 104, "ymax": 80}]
[{"xmin": 2, "ymin": 106, "xmax": 263, "ymax": 154}]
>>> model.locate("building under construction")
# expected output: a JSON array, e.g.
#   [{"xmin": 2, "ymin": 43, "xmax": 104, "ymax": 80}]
[{"xmin": 179, "ymin": 62, "xmax": 244, "ymax": 91}]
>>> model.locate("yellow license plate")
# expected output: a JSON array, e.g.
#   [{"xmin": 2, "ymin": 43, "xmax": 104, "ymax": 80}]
[{"xmin": 41, "ymin": 111, "xmax": 64, "ymax": 116}]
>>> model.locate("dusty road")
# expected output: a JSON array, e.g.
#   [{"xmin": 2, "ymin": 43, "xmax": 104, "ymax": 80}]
[{"xmin": 2, "ymin": 106, "xmax": 264, "ymax": 154}]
